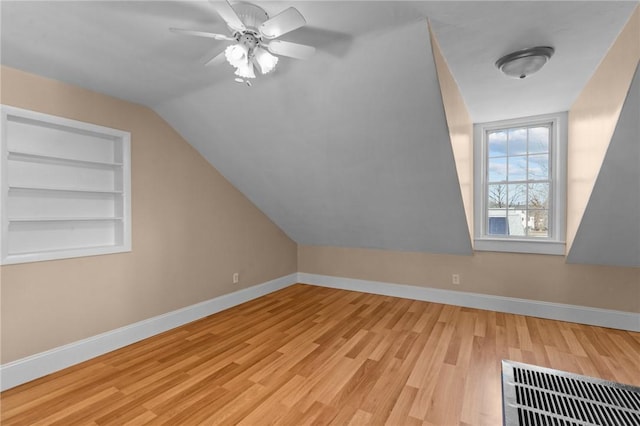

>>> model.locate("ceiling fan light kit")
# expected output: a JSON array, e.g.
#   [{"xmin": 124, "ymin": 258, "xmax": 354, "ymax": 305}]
[
  {"xmin": 226, "ymin": 44, "xmax": 256, "ymax": 79},
  {"xmin": 495, "ymin": 46, "xmax": 555, "ymax": 79},
  {"xmin": 253, "ymin": 47, "xmax": 278, "ymax": 74},
  {"xmin": 170, "ymin": 1, "xmax": 315, "ymax": 85}
]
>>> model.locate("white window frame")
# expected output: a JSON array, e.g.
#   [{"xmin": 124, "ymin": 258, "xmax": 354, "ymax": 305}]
[
  {"xmin": 474, "ymin": 112, "xmax": 567, "ymax": 255},
  {"xmin": 1, "ymin": 105, "xmax": 131, "ymax": 264}
]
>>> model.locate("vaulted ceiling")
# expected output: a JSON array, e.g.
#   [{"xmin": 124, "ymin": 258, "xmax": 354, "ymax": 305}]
[{"xmin": 1, "ymin": 1, "xmax": 638, "ymax": 264}]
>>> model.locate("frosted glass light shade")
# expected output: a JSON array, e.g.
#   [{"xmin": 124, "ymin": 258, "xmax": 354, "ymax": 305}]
[
  {"xmin": 234, "ymin": 61, "xmax": 256, "ymax": 79},
  {"xmin": 225, "ymin": 44, "xmax": 249, "ymax": 68},
  {"xmin": 254, "ymin": 47, "xmax": 278, "ymax": 74},
  {"xmin": 496, "ymin": 46, "xmax": 554, "ymax": 79},
  {"xmin": 225, "ymin": 44, "xmax": 256, "ymax": 79}
]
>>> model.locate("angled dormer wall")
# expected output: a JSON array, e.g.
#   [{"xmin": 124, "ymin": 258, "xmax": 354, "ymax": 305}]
[
  {"xmin": 429, "ymin": 22, "xmax": 474, "ymax": 243},
  {"xmin": 568, "ymin": 65, "xmax": 639, "ymax": 267},
  {"xmin": 566, "ymin": 6, "xmax": 639, "ymax": 265}
]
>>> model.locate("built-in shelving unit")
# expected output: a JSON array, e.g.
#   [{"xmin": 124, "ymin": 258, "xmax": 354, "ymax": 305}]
[{"xmin": 1, "ymin": 105, "xmax": 131, "ymax": 264}]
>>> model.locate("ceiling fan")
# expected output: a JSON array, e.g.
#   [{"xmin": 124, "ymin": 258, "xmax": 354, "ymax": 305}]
[{"xmin": 170, "ymin": 0, "xmax": 315, "ymax": 85}]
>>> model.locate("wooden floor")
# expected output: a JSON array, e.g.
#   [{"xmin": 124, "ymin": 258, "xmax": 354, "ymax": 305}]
[{"xmin": 2, "ymin": 284, "xmax": 639, "ymax": 425}]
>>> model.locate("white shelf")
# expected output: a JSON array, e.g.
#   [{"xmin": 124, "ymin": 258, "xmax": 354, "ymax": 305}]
[
  {"xmin": 1, "ymin": 105, "xmax": 131, "ymax": 265},
  {"xmin": 9, "ymin": 217, "xmax": 123, "ymax": 223},
  {"xmin": 5, "ymin": 244, "xmax": 125, "ymax": 264},
  {"xmin": 9, "ymin": 244, "xmax": 120, "ymax": 256},
  {"xmin": 8, "ymin": 185, "xmax": 123, "ymax": 194},
  {"xmin": 8, "ymin": 150, "xmax": 123, "ymax": 168}
]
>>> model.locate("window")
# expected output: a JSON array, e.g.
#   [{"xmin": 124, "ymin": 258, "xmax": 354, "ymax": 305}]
[
  {"xmin": 1, "ymin": 105, "xmax": 131, "ymax": 264},
  {"xmin": 474, "ymin": 113, "xmax": 566, "ymax": 255}
]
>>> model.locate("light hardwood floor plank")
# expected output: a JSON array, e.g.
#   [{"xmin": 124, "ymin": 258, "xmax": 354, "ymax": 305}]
[{"xmin": 2, "ymin": 284, "xmax": 639, "ymax": 425}]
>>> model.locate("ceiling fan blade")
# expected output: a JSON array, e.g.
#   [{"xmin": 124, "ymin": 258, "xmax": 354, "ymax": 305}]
[
  {"xmin": 169, "ymin": 28, "xmax": 234, "ymax": 41},
  {"xmin": 266, "ymin": 40, "xmax": 315, "ymax": 60},
  {"xmin": 259, "ymin": 7, "xmax": 306, "ymax": 39},
  {"xmin": 209, "ymin": 0, "xmax": 246, "ymax": 33}
]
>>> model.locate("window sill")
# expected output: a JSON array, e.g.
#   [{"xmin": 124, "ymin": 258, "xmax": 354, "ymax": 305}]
[{"xmin": 474, "ymin": 238, "xmax": 565, "ymax": 255}]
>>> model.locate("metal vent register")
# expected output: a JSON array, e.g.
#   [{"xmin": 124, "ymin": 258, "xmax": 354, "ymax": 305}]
[{"xmin": 502, "ymin": 360, "xmax": 640, "ymax": 426}]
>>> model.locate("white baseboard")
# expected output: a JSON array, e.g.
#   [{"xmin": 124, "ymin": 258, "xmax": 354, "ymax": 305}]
[
  {"xmin": 0, "ymin": 273, "xmax": 297, "ymax": 392},
  {"xmin": 3, "ymin": 272, "xmax": 637, "ymax": 391},
  {"xmin": 297, "ymin": 273, "xmax": 640, "ymax": 333}
]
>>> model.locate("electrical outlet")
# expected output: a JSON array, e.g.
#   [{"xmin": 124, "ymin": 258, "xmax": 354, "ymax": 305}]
[
  {"xmin": 452, "ymin": 274, "xmax": 460, "ymax": 285},
  {"xmin": 233, "ymin": 272, "xmax": 239, "ymax": 284}
]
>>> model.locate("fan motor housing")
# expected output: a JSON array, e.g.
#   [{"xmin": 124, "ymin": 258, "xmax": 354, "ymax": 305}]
[
  {"xmin": 238, "ymin": 33, "xmax": 259, "ymax": 49},
  {"xmin": 232, "ymin": 2, "xmax": 268, "ymax": 33}
]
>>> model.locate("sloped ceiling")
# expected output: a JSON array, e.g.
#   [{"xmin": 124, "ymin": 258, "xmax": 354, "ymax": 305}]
[
  {"xmin": 155, "ymin": 20, "xmax": 472, "ymax": 253},
  {"xmin": 1, "ymin": 1, "xmax": 637, "ymax": 258},
  {"xmin": 567, "ymin": 65, "xmax": 640, "ymax": 267}
]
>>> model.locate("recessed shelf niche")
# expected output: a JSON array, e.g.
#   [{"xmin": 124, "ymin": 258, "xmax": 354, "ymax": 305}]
[{"xmin": 1, "ymin": 105, "xmax": 131, "ymax": 264}]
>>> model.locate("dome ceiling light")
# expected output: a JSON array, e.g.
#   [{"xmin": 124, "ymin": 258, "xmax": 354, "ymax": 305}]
[{"xmin": 495, "ymin": 46, "xmax": 555, "ymax": 79}]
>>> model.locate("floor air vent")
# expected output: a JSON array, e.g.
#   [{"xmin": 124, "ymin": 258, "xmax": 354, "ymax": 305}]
[{"xmin": 502, "ymin": 360, "xmax": 640, "ymax": 426}]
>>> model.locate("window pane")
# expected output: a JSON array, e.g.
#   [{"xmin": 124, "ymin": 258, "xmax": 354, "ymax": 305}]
[
  {"xmin": 507, "ymin": 183, "xmax": 526, "ymax": 208},
  {"xmin": 488, "ymin": 131, "xmax": 507, "ymax": 157},
  {"xmin": 508, "ymin": 128, "xmax": 527, "ymax": 155},
  {"xmin": 528, "ymin": 183, "xmax": 549, "ymax": 209},
  {"xmin": 528, "ymin": 127, "xmax": 549, "ymax": 154},
  {"xmin": 508, "ymin": 156, "xmax": 527, "ymax": 181},
  {"xmin": 488, "ymin": 157, "xmax": 507, "ymax": 182},
  {"xmin": 506, "ymin": 209, "xmax": 526, "ymax": 236},
  {"xmin": 488, "ymin": 184, "xmax": 507, "ymax": 207},
  {"xmin": 526, "ymin": 210, "xmax": 549, "ymax": 237},
  {"xmin": 528, "ymin": 154, "xmax": 549, "ymax": 180}
]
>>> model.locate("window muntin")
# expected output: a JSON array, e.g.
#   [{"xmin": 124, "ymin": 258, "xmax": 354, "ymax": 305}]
[{"xmin": 485, "ymin": 124, "xmax": 552, "ymax": 239}]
